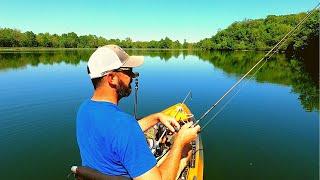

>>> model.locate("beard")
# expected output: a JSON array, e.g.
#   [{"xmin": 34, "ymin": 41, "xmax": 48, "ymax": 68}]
[{"xmin": 116, "ymin": 79, "xmax": 132, "ymax": 99}]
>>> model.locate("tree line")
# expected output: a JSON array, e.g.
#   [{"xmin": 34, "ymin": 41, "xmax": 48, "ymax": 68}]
[
  {"xmin": 195, "ymin": 10, "xmax": 319, "ymax": 51},
  {"xmin": 0, "ymin": 29, "xmax": 192, "ymax": 49},
  {"xmin": 0, "ymin": 10, "xmax": 318, "ymax": 51}
]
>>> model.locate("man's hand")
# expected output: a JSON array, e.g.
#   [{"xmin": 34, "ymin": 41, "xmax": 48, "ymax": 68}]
[
  {"xmin": 136, "ymin": 117, "xmax": 200, "ymax": 180},
  {"xmin": 175, "ymin": 122, "xmax": 200, "ymax": 146},
  {"xmin": 138, "ymin": 112, "xmax": 180, "ymax": 132},
  {"xmin": 156, "ymin": 112, "xmax": 181, "ymax": 133}
]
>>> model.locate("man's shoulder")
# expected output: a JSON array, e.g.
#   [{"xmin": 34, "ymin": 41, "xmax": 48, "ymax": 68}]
[
  {"xmin": 113, "ymin": 110, "xmax": 137, "ymax": 127},
  {"xmin": 77, "ymin": 99, "xmax": 138, "ymax": 129},
  {"xmin": 78, "ymin": 100, "xmax": 120, "ymax": 114}
]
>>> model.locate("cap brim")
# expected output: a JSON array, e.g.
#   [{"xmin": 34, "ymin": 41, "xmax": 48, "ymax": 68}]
[{"xmin": 121, "ymin": 56, "xmax": 144, "ymax": 68}]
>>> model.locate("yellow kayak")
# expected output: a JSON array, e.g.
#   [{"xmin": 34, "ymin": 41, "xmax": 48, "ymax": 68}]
[{"xmin": 156, "ymin": 103, "xmax": 204, "ymax": 180}]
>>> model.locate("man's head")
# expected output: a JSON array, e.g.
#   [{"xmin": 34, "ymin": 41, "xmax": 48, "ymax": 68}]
[{"xmin": 87, "ymin": 45, "xmax": 144, "ymax": 99}]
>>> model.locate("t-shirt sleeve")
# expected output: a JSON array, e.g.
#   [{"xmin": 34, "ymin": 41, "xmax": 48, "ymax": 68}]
[{"xmin": 114, "ymin": 117, "xmax": 157, "ymax": 178}]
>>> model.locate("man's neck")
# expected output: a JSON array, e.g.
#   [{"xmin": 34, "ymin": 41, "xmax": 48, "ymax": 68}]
[{"xmin": 91, "ymin": 88, "xmax": 119, "ymax": 105}]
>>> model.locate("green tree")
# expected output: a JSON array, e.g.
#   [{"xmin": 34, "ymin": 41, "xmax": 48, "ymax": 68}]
[
  {"xmin": 36, "ymin": 33, "xmax": 53, "ymax": 47},
  {"xmin": 22, "ymin": 31, "xmax": 37, "ymax": 47},
  {"xmin": 0, "ymin": 28, "xmax": 22, "ymax": 47},
  {"xmin": 196, "ymin": 10, "xmax": 319, "ymax": 52},
  {"xmin": 158, "ymin": 37, "xmax": 173, "ymax": 49},
  {"xmin": 60, "ymin": 32, "xmax": 79, "ymax": 48}
]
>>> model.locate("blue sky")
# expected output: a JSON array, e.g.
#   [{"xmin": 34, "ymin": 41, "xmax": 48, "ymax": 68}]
[{"xmin": 0, "ymin": 0, "xmax": 318, "ymax": 42}]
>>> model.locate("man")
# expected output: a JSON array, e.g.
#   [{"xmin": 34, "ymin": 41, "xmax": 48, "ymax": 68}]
[{"xmin": 76, "ymin": 45, "xmax": 200, "ymax": 180}]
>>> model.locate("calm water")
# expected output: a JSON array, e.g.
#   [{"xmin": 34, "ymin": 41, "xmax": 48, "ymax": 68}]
[{"xmin": 0, "ymin": 50, "xmax": 318, "ymax": 180}]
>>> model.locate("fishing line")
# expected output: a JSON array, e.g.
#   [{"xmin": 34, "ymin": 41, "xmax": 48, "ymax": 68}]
[
  {"xmin": 133, "ymin": 78, "xmax": 139, "ymax": 119},
  {"xmin": 194, "ymin": 3, "xmax": 320, "ymax": 127}
]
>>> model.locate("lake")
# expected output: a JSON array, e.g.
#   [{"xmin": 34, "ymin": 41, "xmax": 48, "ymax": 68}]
[{"xmin": 0, "ymin": 49, "xmax": 318, "ymax": 180}]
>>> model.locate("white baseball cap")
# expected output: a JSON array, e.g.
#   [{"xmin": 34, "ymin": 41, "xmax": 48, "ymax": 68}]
[{"xmin": 87, "ymin": 45, "xmax": 144, "ymax": 79}]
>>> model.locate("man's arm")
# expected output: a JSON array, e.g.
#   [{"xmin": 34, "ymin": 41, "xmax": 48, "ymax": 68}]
[
  {"xmin": 138, "ymin": 113, "xmax": 180, "ymax": 132},
  {"xmin": 137, "ymin": 113, "xmax": 159, "ymax": 132},
  {"xmin": 134, "ymin": 122, "xmax": 200, "ymax": 180},
  {"xmin": 134, "ymin": 142, "xmax": 183, "ymax": 180}
]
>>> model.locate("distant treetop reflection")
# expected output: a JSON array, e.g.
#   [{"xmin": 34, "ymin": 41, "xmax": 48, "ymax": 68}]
[
  {"xmin": 193, "ymin": 50, "xmax": 319, "ymax": 112},
  {"xmin": 0, "ymin": 50, "xmax": 93, "ymax": 70},
  {"xmin": 0, "ymin": 49, "xmax": 318, "ymax": 111}
]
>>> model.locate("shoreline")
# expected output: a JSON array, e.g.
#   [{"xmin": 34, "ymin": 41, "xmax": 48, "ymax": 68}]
[
  {"xmin": 0, "ymin": 47, "xmax": 190, "ymax": 52},
  {"xmin": 0, "ymin": 47, "xmax": 279, "ymax": 52},
  {"xmin": 0, "ymin": 47, "xmax": 95, "ymax": 51}
]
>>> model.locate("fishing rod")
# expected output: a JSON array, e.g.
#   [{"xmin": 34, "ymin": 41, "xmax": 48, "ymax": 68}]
[
  {"xmin": 201, "ymin": 58, "xmax": 268, "ymax": 130},
  {"xmin": 182, "ymin": 90, "xmax": 192, "ymax": 104},
  {"xmin": 193, "ymin": 3, "xmax": 320, "ymax": 128},
  {"xmin": 200, "ymin": 25, "xmax": 299, "ymax": 130}
]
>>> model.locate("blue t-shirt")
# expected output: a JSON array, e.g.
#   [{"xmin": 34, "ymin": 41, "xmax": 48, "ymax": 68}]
[{"xmin": 76, "ymin": 99, "xmax": 156, "ymax": 178}]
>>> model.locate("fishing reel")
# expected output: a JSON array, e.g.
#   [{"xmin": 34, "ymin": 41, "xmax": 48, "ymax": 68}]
[{"xmin": 148, "ymin": 104, "xmax": 195, "ymax": 160}]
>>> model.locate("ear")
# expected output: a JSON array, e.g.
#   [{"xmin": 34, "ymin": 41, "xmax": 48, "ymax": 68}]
[{"xmin": 105, "ymin": 72, "xmax": 119, "ymax": 87}]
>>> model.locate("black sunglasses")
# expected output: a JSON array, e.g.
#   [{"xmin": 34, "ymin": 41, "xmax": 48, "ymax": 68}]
[{"xmin": 114, "ymin": 68, "xmax": 139, "ymax": 78}]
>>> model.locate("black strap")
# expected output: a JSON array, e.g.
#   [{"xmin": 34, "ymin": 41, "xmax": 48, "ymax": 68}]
[{"xmin": 73, "ymin": 166, "xmax": 131, "ymax": 180}]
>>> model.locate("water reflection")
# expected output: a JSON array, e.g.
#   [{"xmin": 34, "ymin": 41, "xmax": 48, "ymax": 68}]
[
  {"xmin": 193, "ymin": 50, "xmax": 319, "ymax": 112},
  {"xmin": 0, "ymin": 50, "xmax": 318, "ymax": 111},
  {"xmin": 0, "ymin": 50, "xmax": 92, "ymax": 71}
]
